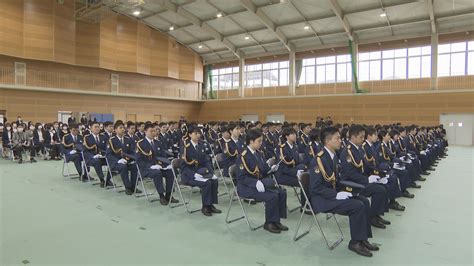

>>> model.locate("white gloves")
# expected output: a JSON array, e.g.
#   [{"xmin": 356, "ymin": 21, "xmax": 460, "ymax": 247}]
[
  {"xmin": 393, "ymin": 163, "xmax": 406, "ymax": 170},
  {"xmin": 377, "ymin": 177, "xmax": 388, "ymax": 184},
  {"xmin": 118, "ymin": 158, "xmax": 127, "ymax": 164},
  {"xmin": 297, "ymin": 170, "xmax": 304, "ymax": 179},
  {"xmin": 93, "ymin": 154, "xmax": 103, "ymax": 159},
  {"xmin": 194, "ymin": 173, "xmax": 207, "ymax": 182},
  {"xmin": 268, "ymin": 164, "xmax": 279, "ymax": 174},
  {"xmin": 336, "ymin": 191, "xmax": 353, "ymax": 200},
  {"xmin": 69, "ymin": 150, "xmax": 77, "ymax": 155},
  {"xmin": 256, "ymin": 180, "xmax": 265, "ymax": 192},
  {"xmin": 368, "ymin": 175, "xmax": 380, "ymax": 183},
  {"xmin": 266, "ymin": 159, "xmax": 272, "ymax": 166},
  {"xmin": 211, "ymin": 174, "xmax": 218, "ymax": 180},
  {"xmin": 163, "ymin": 165, "xmax": 173, "ymax": 170},
  {"xmin": 420, "ymin": 151, "xmax": 426, "ymax": 155},
  {"xmin": 150, "ymin": 164, "xmax": 162, "ymax": 170}
]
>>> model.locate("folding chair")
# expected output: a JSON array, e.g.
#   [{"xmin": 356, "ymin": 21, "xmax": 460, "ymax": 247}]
[
  {"xmin": 225, "ymin": 165, "xmax": 265, "ymax": 230},
  {"xmin": 268, "ymin": 158, "xmax": 302, "ymax": 213},
  {"xmin": 293, "ymin": 172, "xmax": 343, "ymax": 250},
  {"xmin": 61, "ymin": 156, "xmax": 79, "ymax": 179},
  {"xmin": 134, "ymin": 164, "xmax": 159, "ymax": 202},
  {"xmin": 104, "ymin": 157, "xmax": 125, "ymax": 193},
  {"xmin": 213, "ymin": 152, "xmax": 230, "ymax": 198},
  {"xmin": 168, "ymin": 158, "xmax": 201, "ymax": 213},
  {"xmin": 80, "ymin": 151, "xmax": 101, "ymax": 185}
]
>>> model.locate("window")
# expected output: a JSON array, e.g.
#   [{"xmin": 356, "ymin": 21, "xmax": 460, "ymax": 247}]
[
  {"xmin": 300, "ymin": 54, "xmax": 351, "ymax": 84},
  {"xmin": 359, "ymin": 51, "xmax": 381, "ymax": 81},
  {"xmin": 209, "ymin": 67, "xmax": 239, "ymax": 90},
  {"xmin": 438, "ymin": 41, "xmax": 472, "ymax": 76},
  {"xmin": 245, "ymin": 61, "xmax": 288, "ymax": 88}
]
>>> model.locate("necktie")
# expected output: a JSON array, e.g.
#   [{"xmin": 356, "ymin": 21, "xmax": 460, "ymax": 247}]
[
  {"xmin": 95, "ymin": 135, "xmax": 99, "ymax": 144},
  {"xmin": 120, "ymin": 137, "xmax": 124, "ymax": 144},
  {"xmin": 73, "ymin": 135, "xmax": 76, "ymax": 143},
  {"xmin": 150, "ymin": 140, "xmax": 156, "ymax": 151}
]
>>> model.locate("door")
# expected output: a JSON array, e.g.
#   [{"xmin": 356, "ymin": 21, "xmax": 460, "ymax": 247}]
[
  {"xmin": 241, "ymin": 114, "xmax": 259, "ymax": 123},
  {"xmin": 0, "ymin": 110, "xmax": 6, "ymax": 124},
  {"xmin": 126, "ymin": 114, "xmax": 137, "ymax": 122},
  {"xmin": 439, "ymin": 113, "xmax": 474, "ymax": 146},
  {"xmin": 266, "ymin": 114, "xmax": 285, "ymax": 123},
  {"xmin": 58, "ymin": 111, "xmax": 72, "ymax": 124}
]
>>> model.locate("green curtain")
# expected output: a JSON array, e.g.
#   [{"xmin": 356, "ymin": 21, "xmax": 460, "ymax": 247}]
[
  {"xmin": 204, "ymin": 65, "xmax": 215, "ymax": 99},
  {"xmin": 349, "ymin": 40, "xmax": 363, "ymax": 93},
  {"xmin": 295, "ymin": 59, "xmax": 302, "ymax": 87}
]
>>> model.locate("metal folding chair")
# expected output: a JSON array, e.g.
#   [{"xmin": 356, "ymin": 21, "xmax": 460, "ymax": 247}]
[
  {"xmin": 168, "ymin": 158, "xmax": 201, "ymax": 213},
  {"xmin": 213, "ymin": 152, "xmax": 230, "ymax": 198},
  {"xmin": 225, "ymin": 165, "xmax": 265, "ymax": 230},
  {"xmin": 80, "ymin": 151, "xmax": 101, "ymax": 185},
  {"xmin": 104, "ymin": 156, "xmax": 125, "ymax": 193},
  {"xmin": 268, "ymin": 158, "xmax": 302, "ymax": 213},
  {"xmin": 293, "ymin": 172, "xmax": 343, "ymax": 250},
  {"xmin": 62, "ymin": 156, "xmax": 79, "ymax": 179},
  {"xmin": 134, "ymin": 164, "xmax": 159, "ymax": 202}
]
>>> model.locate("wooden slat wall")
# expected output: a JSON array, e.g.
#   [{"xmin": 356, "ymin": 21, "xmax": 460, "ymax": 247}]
[
  {"xmin": 0, "ymin": 0, "xmax": 203, "ymax": 82},
  {"xmin": 0, "ymin": 89, "xmax": 201, "ymax": 123},
  {"xmin": 199, "ymin": 91, "xmax": 474, "ymax": 126}
]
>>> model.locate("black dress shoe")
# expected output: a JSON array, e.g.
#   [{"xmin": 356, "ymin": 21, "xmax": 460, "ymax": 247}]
[
  {"xmin": 348, "ymin": 241, "xmax": 372, "ymax": 257},
  {"xmin": 428, "ymin": 167, "xmax": 436, "ymax": 171},
  {"xmin": 159, "ymin": 196, "xmax": 169, "ymax": 206},
  {"xmin": 30, "ymin": 158, "xmax": 37, "ymax": 163},
  {"xmin": 417, "ymin": 177, "xmax": 426, "ymax": 181},
  {"xmin": 105, "ymin": 181, "xmax": 114, "ymax": 187},
  {"xmin": 410, "ymin": 183, "xmax": 421, "ymax": 189},
  {"xmin": 134, "ymin": 188, "xmax": 142, "ymax": 194},
  {"xmin": 168, "ymin": 197, "xmax": 179, "ymax": 203},
  {"xmin": 263, "ymin": 223, "xmax": 281, "ymax": 234},
  {"xmin": 370, "ymin": 218, "xmax": 386, "ymax": 229},
  {"xmin": 362, "ymin": 240, "xmax": 380, "ymax": 251},
  {"xmin": 389, "ymin": 201, "xmax": 405, "ymax": 211},
  {"xmin": 421, "ymin": 171, "xmax": 430, "ymax": 175},
  {"xmin": 125, "ymin": 189, "xmax": 133, "ymax": 195},
  {"xmin": 376, "ymin": 215, "xmax": 391, "ymax": 225},
  {"xmin": 276, "ymin": 222, "xmax": 289, "ymax": 231},
  {"xmin": 210, "ymin": 205, "xmax": 222, "ymax": 214},
  {"xmin": 201, "ymin": 207, "xmax": 212, "ymax": 216},
  {"xmin": 18, "ymin": 159, "xmax": 23, "ymax": 164},
  {"xmin": 401, "ymin": 191, "xmax": 415, "ymax": 198}
]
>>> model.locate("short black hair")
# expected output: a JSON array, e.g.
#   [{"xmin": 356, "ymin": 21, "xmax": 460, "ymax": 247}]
[
  {"xmin": 227, "ymin": 122, "xmax": 239, "ymax": 133},
  {"xmin": 281, "ymin": 127, "xmax": 296, "ymax": 140},
  {"xmin": 144, "ymin": 123, "xmax": 155, "ymax": 131},
  {"xmin": 378, "ymin": 129, "xmax": 388, "ymax": 141},
  {"xmin": 187, "ymin": 124, "xmax": 201, "ymax": 135},
  {"xmin": 308, "ymin": 128, "xmax": 320, "ymax": 142},
  {"xmin": 349, "ymin": 124, "xmax": 365, "ymax": 138},
  {"xmin": 114, "ymin": 121, "xmax": 124, "ymax": 129},
  {"xmin": 245, "ymin": 129, "xmax": 262, "ymax": 145},
  {"xmin": 104, "ymin": 121, "xmax": 113, "ymax": 127},
  {"xmin": 90, "ymin": 121, "xmax": 99, "ymax": 127},
  {"xmin": 389, "ymin": 129, "xmax": 399, "ymax": 138},
  {"xmin": 320, "ymin": 126, "xmax": 339, "ymax": 145},
  {"xmin": 365, "ymin": 127, "xmax": 376, "ymax": 138},
  {"xmin": 69, "ymin": 123, "xmax": 79, "ymax": 130},
  {"xmin": 126, "ymin": 121, "xmax": 135, "ymax": 128}
]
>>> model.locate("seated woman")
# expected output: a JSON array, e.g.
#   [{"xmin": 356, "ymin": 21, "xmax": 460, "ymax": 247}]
[{"xmin": 235, "ymin": 129, "xmax": 288, "ymax": 234}]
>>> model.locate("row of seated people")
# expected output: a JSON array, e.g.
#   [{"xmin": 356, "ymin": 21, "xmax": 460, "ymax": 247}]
[{"xmin": 3, "ymin": 117, "xmax": 447, "ymax": 257}]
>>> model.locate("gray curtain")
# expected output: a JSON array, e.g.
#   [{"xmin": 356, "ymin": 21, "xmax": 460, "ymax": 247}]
[{"xmin": 295, "ymin": 59, "xmax": 302, "ymax": 87}]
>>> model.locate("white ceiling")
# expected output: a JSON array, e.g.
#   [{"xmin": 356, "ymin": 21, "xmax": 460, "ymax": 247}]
[{"xmin": 112, "ymin": 0, "xmax": 474, "ymax": 64}]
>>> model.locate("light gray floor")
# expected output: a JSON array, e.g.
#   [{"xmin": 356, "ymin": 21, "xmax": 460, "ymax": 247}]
[{"xmin": 0, "ymin": 146, "xmax": 472, "ymax": 266}]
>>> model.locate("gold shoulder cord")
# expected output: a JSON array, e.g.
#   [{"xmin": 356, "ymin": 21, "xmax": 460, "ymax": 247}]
[
  {"xmin": 83, "ymin": 135, "xmax": 97, "ymax": 152},
  {"xmin": 182, "ymin": 143, "xmax": 198, "ymax": 166},
  {"xmin": 381, "ymin": 144, "xmax": 390, "ymax": 160},
  {"xmin": 109, "ymin": 138, "xmax": 122, "ymax": 154},
  {"xmin": 225, "ymin": 141, "xmax": 238, "ymax": 157},
  {"xmin": 280, "ymin": 145, "xmax": 295, "ymax": 166},
  {"xmin": 309, "ymin": 143, "xmax": 315, "ymax": 158},
  {"xmin": 347, "ymin": 147, "xmax": 364, "ymax": 171},
  {"xmin": 398, "ymin": 139, "xmax": 406, "ymax": 152},
  {"xmin": 316, "ymin": 156, "xmax": 335, "ymax": 188},
  {"xmin": 300, "ymin": 135, "xmax": 308, "ymax": 146},
  {"xmin": 62, "ymin": 134, "xmax": 73, "ymax": 148},
  {"xmin": 241, "ymin": 154, "xmax": 260, "ymax": 179},
  {"xmin": 363, "ymin": 145, "xmax": 375, "ymax": 164},
  {"xmin": 136, "ymin": 140, "xmax": 152, "ymax": 157}
]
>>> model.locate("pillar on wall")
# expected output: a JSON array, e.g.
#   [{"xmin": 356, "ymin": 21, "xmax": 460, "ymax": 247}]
[
  {"xmin": 239, "ymin": 57, "xmax": 245, "ymax": 98},
  {"xmin": 289, "ymin": 50, "xmax": 296, "ymax": 96},
  {"xmin": 351, "ymin": 41, "xmax": 359, "ymax": 93},
  {"xmin": 431, "ymin": 33, "xmax": 439, "ymax": 90}
]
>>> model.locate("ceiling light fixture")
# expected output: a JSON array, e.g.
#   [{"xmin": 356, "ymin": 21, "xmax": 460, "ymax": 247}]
[
  {"xmin": 244, "ymin": 35, "xmax": 250, "ymax": 40},
  {"xmin": 198, "ymin": 44, "xmax": 203, "ymax": 49},
  {"xmin": 379, "ymin": 10, "xmax": 387, "ymax": 17},
  {"xmin": 304, "ymin": 23, "xmax": 310, "ymax": 30},
  {"xmin": 133, "ymin": 7, "xmax": 142, "ymax": 16},
  {"xmin": 169, "ymin": 25, "xmax": 175, "ymax": 31},
  {"xmin": 216, "ymin": 12, "xmax": 223, "ymax": 18}
]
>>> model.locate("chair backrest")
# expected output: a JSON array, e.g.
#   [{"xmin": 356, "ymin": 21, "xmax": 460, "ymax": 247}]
[
  {"xmin": 172, "ymin": 158, "xmax": 183, "ymax": 172},
  {"xmin": 229, "ymin": 164, "xmax": 237, "ymax": 180},
  {"xmin": 298, "ymin": 172, "xmax": 311, "ymax": 199}
]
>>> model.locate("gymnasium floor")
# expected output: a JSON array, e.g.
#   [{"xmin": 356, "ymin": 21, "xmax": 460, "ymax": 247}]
[{"xmin": 0, "ymin": 146, "xmax": 472, "ymax": 266}]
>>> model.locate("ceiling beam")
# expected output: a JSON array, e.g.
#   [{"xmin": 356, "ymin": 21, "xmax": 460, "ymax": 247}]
[
  {"xmin": 426, "ymin": 0, "xmax": 437, "ymax": 34},
  {"xmin": 327, "ymin": 0, "xmax": 353, "ymax": 40},
  {"xmin": 158, "ymin": 0, "xmax": 241, "ymax": 58},
  {"xmin": 239, "ymin": 0, "xmax": 292, "ymax": 51}
]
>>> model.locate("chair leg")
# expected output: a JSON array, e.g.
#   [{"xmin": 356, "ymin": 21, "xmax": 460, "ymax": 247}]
[
  {"xmin": 225, "ymin": 191, "xmax": 264, "ymax": 231},
  {"xmin": 134, "ymin": 173, "xmax": 157, "ymax": 202}
]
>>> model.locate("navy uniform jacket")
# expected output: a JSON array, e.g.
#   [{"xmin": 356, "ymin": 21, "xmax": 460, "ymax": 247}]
[
  {"xmin": 397, "ymin": 137, "xmax": 409, "ymax": 156},
  {"xmin": 297, "ymin": 133, "xmax": 310, "ymax": 154},
  {"xmin": 207, "ymin": 129, "xmax": 219, "ymax": 144},
  {"xmin": 269, "ymin": 132, "xmax": 279, "ymax": 146},
  {"xmin": 170, "ymin": 130, "xmax": 182, "ymax": 147},
  {"xmin": 2, "ymin": 130, "xmax": 12, "ymax": 147},
  {"xmin": 106, "ymin": 135, "xmax": 136, "ymax": 169},
  {"xmin": 339, "ymin": 144, "xmax": 368, "ymax": 186},
  {"xmin": 32, "ymin": 129, "xmax": 47, "ymax": 146},
  {"xmin": 304, "ymin": 141, "xmax": 320, "ymax": 166},
  {"xmin": 61, "ymin": 133, "xmax": 84, "ymax": 161},
  {"xmin": 407, "ymin": 134, "xmax": 419, "ymax": 155},
  {"xmin": 362, "ymin": 141, "xmax": 390, "ymax": 175},
  {"xmin": 136, "ymin": 138, "xmax": 160, "ymax": 171},
  {"xmin": 103, "ymin": 132, "xmax": 114, "ymax": 143},
  {"xmin": 236, "ymin": 147, "xmax": 276, "ymax": 193},
  {"xmin": 262, "ymin": 132, "xmax": 276, "ymax": 159},
  {"xmin": 126, "ymin": 133, "xmax": 137, "ymax": 151},
  {"xmin": 220, "ymin": 138, "xmax": 244, "ymax": 160},
  {"xmin": 277, "ymin": 141, "xmax": 307, "ymax": 176},
  {"xmin": 180, "ymin": 139, "xmax": 213, "ymax": 184},
  {"xmin": 83, "ymin": 133, "xmax": 107, "ymax": 162},
  {"xmin": 309, "ymin": 149, "xmax": 341, "ymax": 212},
  {"xmin": 158, "ymin": 132, "xmax": 172, "ymax": 150},
  {"xmin": 135, "ymin": 131, "xmax": 145, "ymax": 142}
]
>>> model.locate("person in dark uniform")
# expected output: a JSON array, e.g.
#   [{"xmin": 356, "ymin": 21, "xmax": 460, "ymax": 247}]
[
  {"xmin": 235, "ymin": 129, "xmax": 288, "ymax": 233},
  {"xmin": 136, "ymin": 123, "xmax": 175, "ymax": 205},
  {"xmin": 83, "ymin": 121, "xmax": 110, "ymax": 187},
  {"xmin": 297, "ymin": 123, "xmax": 311, "ymax": 154},
  {"xmin": 339, "ymin": 125, "xmax": 390, "ymax": 229},
  {"xmin": 219, "ymin": 123, "xmax": 245, "ymax": 177},
  {"xmin": 309, "ymin": 126, "xmax": 378, "ymax": 257},
  {"xmin": 61, "ymin": 123, "xmax": 87, "ymax": 180},
  {"xmin": 261, "ymin": 123, "xmax": 276, "ymax": 160},
  {"xmin": 362, "ymin": 127, "xmax": 405, "ymax": 211},
  {"xmin": 135, "ymin": 122, "xmax": 146, "ymax": 141},
  {"xmin": 106, "ymin": 121, "xmax": 140, "ymax": 195},
  {"xmin": 275, "ymin": 127, "xmax": 307, "ymax": 188},
  {"xmin": 180, "ymin": 124, "xmax": 221, "ymax": 216},
  {"xmin": 304, "ymin": 128, "xmax": 321, "ymax": 167}
]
